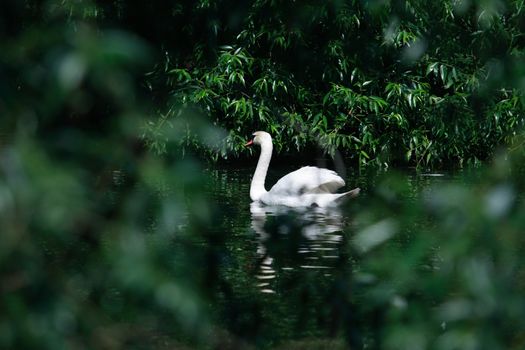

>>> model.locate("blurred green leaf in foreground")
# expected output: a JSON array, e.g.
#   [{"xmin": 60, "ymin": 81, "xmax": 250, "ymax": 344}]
[
  {"xmin": 0, "ymin": 1, "xmax": 226, "ymax": 348},
  {"xmin": 348, "ymin": 150, "xmax": 525, "ymax": 350}
]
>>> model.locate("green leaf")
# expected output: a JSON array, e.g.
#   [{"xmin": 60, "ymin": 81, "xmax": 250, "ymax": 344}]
[
  {"xmin": 426, "ymin": 62, "xmax": 438, "ymax": 76},
  {"xmin": 440, "ymin": 65, "xmax": 447, "ymax": 83}
]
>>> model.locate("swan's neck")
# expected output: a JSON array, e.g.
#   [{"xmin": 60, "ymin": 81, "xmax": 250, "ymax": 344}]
[{"xmin": 250, "ymin": 140, "xmax": 272, "ymax": 201}]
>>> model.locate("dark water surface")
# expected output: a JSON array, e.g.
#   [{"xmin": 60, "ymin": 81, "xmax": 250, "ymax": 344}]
[{"xmin": 195, "ymin": 164, "xmax": 478, "ymax": 348}]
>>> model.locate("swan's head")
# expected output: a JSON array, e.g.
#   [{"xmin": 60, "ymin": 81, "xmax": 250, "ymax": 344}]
[{"xmin": 245, "ymin": 131, "xmax": 272, "ymax": 147}]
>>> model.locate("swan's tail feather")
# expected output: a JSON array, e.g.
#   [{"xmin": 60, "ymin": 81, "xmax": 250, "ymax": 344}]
[{"xmin": 335, "ymin": 187, "xmax": 361, "ymax": 203}]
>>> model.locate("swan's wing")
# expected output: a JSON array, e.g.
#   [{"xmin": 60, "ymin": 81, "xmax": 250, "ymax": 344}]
[{"xmin": 268, "ymin": 166, "xmax": 345, "ymax": 196}]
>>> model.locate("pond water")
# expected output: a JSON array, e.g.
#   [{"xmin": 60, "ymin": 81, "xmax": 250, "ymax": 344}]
[{"xmin": 189, "ymin": 163, "xmax": 479, "ymax": 348}]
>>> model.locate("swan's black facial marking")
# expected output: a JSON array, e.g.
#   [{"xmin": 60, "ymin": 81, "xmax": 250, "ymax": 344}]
[{"xmin": 251, "ymin": 132, "xmax": 261, "ymax": 145}]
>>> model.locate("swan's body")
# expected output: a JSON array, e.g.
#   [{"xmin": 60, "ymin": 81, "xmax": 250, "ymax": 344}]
[{"xmin": 246, "ymin": 131, "xmax": 360, "ymax": 207}]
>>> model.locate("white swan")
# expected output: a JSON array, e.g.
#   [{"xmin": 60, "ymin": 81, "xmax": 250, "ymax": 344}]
[{"xmin": 246, "ymin": 131, "xmax": 360, "ymax": 207}]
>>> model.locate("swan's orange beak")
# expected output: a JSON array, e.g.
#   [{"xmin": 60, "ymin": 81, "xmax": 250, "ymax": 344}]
[{"xmin": 245, "ymin": 140, "xmax": 254, "ymax": 147}]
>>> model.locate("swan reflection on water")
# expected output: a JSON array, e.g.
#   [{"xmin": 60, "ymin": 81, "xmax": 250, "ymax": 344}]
[{"xmin": 250, "ymin": 202, "xmax": 348, "ymax": 294}]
